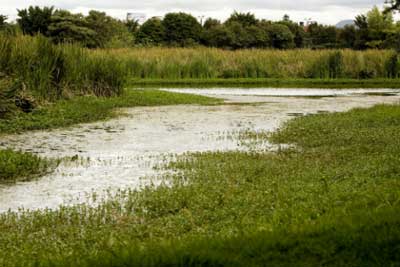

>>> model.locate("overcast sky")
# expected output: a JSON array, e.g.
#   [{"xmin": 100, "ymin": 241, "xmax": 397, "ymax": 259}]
[{"xmin": 0, "ymin": 0, "xmax": 391, "ymax": 25}]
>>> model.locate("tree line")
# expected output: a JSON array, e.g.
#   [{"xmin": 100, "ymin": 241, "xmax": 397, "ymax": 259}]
[{"xmin": 0, "ymin": 4, "xmax": 399, "ymax": 50}]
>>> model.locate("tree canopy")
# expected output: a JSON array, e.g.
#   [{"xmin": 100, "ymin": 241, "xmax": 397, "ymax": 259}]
[{"xmin": 10, "ymin": 5, "xmax": 400, "ymax": 50}]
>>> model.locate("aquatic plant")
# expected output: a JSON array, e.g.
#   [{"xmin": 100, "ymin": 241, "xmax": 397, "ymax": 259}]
[
  {"xmin": 0, "ymin": 104, "xmax": 399, "ymax": 266},
  {"xmin": 0, "ymin": 149, "xmax": 52, "ymax": 182}
]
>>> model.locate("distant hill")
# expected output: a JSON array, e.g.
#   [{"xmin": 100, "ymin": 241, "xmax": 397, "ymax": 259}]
[{"xmin": 336, "ymin": 20, "xmax": 355, "ymax": 28}]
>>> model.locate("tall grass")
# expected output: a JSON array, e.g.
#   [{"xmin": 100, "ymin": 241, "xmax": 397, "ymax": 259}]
[
  {"xmin": 104, "ymin": 47, "xmax": 399, "ymax": 80},
  {"xmin": 0, "ymin": 34, "xmax": 128, "ymax": 104}
]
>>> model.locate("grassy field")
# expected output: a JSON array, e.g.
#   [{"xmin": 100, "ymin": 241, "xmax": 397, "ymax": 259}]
[
  {"xmin": 0, "ymin": 104, "xmax": 399, "ymax": 266},
  {"xmin": 106, "ymin": 48, "xmax": 399, "ymax": 80},
  {"xmin": 130, "ymin": 78, "xmax": 400, "ymax": 88}
]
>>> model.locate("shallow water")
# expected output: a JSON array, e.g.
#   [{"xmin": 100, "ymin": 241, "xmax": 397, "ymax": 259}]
[{"xmin": 0, "ymin": 88, "xmax": 399, "ymax": 212}]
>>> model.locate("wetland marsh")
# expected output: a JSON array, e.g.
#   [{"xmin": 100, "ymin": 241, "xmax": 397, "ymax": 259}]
[{"xmin": 0, "ymin": 88, "xmax": 399, "ymax": 212}]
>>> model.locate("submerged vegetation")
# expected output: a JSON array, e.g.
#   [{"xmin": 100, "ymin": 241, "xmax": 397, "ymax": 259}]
[{"xmin": 0, "ymin": 104, "xmax": 399, "ymax": 266}]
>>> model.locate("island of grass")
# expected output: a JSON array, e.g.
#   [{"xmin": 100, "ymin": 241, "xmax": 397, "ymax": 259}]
[
  {"xmin": 0, "ymin": 104, "xmax": 399, "ymax": 266},
  {"xmin": 0, "ymin": 149, "xmax": 54, "ymax": 183}
]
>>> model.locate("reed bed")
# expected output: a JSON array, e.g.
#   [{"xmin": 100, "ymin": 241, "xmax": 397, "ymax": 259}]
[
  {"xmin": 104, "ymin": 47, "xmax": 398, "ymax": 80},
  {"xmin": 0, "ymin": 34, "xmax": 127, "ymax": 104}
]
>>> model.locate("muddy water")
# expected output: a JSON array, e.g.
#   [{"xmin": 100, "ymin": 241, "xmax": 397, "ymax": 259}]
[{"xmin": 0, "ymin": 88, "xmax": 399, "ymax": 212}]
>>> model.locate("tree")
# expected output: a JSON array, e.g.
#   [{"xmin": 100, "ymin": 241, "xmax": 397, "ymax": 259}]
[
  {"xmin": 225, "ymin": 11, "xmax": 258, "ymax": 27},
  {"xmin": 354, "ymin": 14, "xmax": 369, "ymax": 49},
  {"xmin": 17, "ymin": 6, "xmax": 54, "ymax": 35},
  {"xmin": 47, "ymin": 10, "xmax": 97, "ymax": 47},
  {"xmin": 0, "ymin": 15, "xmax": 7, "ymax": 29},
  {"xmin": 86, "ymin": 10, "xmax": 125, "ymax": 48},
  {"xmin": 337, "ymin": 25, "xmax": 357, "ymax": 48},
  {"xmin": 385, "ymin": 0, "xmax": 400, "ymax": 12},
  {"xmin": 162, "ymin": 12, "xmax": 202, "ymax": 46},
  {"xmin": 246, "ymin": 25, "xmax": 270, "ymax": 48},
  {"xmin": 136, "ymin": 17, "xmax": 165, "ymax": 45},
  {"xmin": 306, "ymin": 23, "xmax": 338, "ymax": 48},
  {"xmin": 268, "ymin": 24, "xmax": 295, "ymax": 49},
  {"xmin": 279, "ymin": 19, "xmax": 306, "ymax": 48},
  {"xmin": 202, "ymin": 25, "xmax": 234, "ymax": 48},
  {"xmin": 366, "ymin": 6, "xmax": 394, "ymax": 47},
  {"xmin": 203, "ymin": 18, "xmax": 221, "ymax": 30},
  {"xmin": 126, "ymin": 19, "xmax": 139, "ymax": 34}
]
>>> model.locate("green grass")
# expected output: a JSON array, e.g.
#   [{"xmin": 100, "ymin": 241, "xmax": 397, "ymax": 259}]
[
  {"xmin": 0, "ymin": 104, "xmax": 399, "ymax": 266},
  {"xmin": 109, "ymin": 48, "xmax": 400, "ymax": 80},
  {"xmin": 130, "ymin": 78, "xmax": 400, "ymax": 88},
  {"xmin": 0, "ymin": 149, "xmax": 53, "ymax": 182},
  {"xmin": 0, "ymin": 89, "xmax": 221, "ymax": 134}
]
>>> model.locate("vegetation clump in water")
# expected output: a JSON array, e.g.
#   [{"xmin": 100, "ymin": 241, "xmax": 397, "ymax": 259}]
[{"xmin": 0, "ymin": 149, "xmax": 52, "ymax": 182}]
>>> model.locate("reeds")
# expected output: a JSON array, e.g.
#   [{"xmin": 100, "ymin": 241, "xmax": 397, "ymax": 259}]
[
  {"xmin": 0, "ymin": 34, "xmax": 127, "ymax": 103},
  {"xmin": 105, "ymin": 47, "xmax": 398, "ymax": 80}
]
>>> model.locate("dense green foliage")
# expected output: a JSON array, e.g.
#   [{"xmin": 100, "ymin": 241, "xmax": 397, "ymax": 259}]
[
  {"xmin": 0, "ymin": 104, "xmax": 399, "ymax": 266},
  {"xmin": 3, "ymin": 5, "xmax": 399, "ymax": 50},
  {"xmin": 0, "ymin": 149, "xmax": 52, "ymax": 182},
  {"xmin": 162, "ymin": 13, "xmax": 202, "ymax": 46},
  {"xmin": 136, "ymin": 17, "xmax": 165, "ymax": 45},
  {"xmin": 16, "ymin": 6, "xmax": 133, "ymax": 48},
  {"xmin": 109, "ymin": 48, "xmax": 400, "ymax": 79}
]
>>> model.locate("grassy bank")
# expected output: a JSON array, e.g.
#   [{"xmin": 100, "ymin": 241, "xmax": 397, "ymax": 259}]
[
  {"xmin": 106, "ymin": 48, "xmax": 400, "ymax": 80},
  {"xmin": 130, "ymin": 78, "xmax": 400, "ymax": 88},
  {"xmin": 0, "ymin": 89, "xmax": 220, "ymax": 134},
  {"xmin": 0, "ymin": 104, "xmax": 399, "ymax": 266}
]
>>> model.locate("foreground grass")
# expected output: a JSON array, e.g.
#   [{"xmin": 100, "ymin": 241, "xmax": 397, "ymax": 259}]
[
  {"xmin": 0, "ymin": 89, "xmax": 220, "ymax": 134},
  {"xmin": 130, "ymin": 78, "xmax": 400, "ymax": 88},
  {"xmin": 0, "ymin": 104, "xmax": 399, "ymax": 266}
]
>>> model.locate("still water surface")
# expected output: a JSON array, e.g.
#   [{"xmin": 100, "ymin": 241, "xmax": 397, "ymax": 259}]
[{"xmin": 0, "ymin": 88, "xmax": 399, "ymax": 212}]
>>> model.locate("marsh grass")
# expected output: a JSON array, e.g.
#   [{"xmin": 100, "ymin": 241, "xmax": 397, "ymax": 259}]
[
  {"xmin": 106, "ymin": 47, "xmax": 399, "ymax": 80},
  {"xmin": 0, "ymin": 149, "xmax": 53, "ymax": 182},
  {"xmin": 0, "ymin": 34, "xmax": 127, "ymax": 104},
  {"xmin": 0, "ymin": 104, "xmax": 399, "ymax": 266}
]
